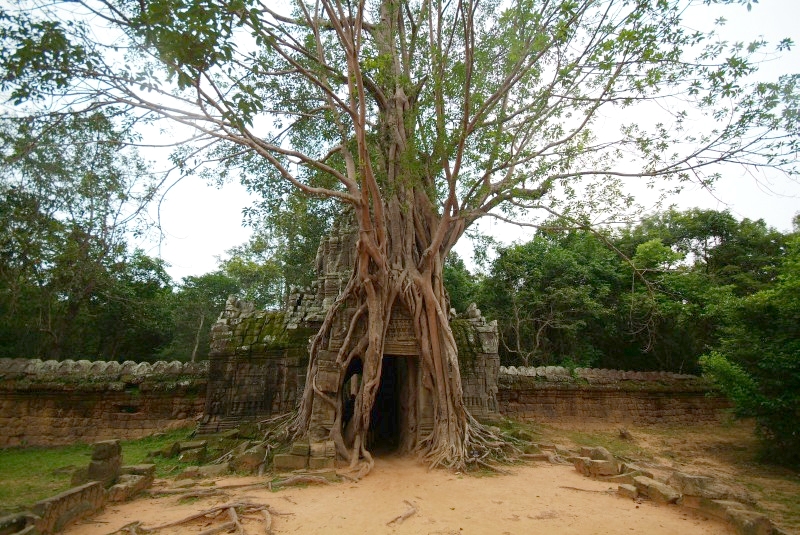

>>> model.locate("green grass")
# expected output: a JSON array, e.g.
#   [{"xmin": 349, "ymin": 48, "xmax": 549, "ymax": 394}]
[
  {"xmin": 118, "ymin": 427, "xmax": 199, "ymax": 476},
  {"xmin": 0, "ymin": 427, "xmax": 197, "ymax": 514},
  {"xmin": 0, "ymin": 443, "xmax": 92, "ymax": 513}
]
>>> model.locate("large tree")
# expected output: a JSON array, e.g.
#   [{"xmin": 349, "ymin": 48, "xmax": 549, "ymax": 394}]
[{"xmin": 2, "ymin": 0, "xmax": 796, "ymax": 471}]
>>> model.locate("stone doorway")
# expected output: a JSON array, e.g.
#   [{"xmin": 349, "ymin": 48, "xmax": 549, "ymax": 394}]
[{"xmin": 368, "ymin": 355, "xmax": 418, "ymax": 454}]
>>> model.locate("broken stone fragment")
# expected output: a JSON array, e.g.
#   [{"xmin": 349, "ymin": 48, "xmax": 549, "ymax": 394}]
[
  {"xmin": 195, "ymin": 464, "xmax": 231, "ymax": 478},
  {"xmin": 177, "ymin": 440, "xmax": 208, "ymax": 452},
  {"xmin": 618, "ymin": 484, "xmax": 638, "ymax": 500},
  {"xmin": 725, "ymin": 508, "xmax": 773, "ymax": 535},
  {"xmin": 632, "ymin": 475, "xmax": 681, "ymax": 504},
  {"xmin": 572, "ymin": 456, "xmax": 592, "ymax": 476},
  {"xmin": 232, "ymin": 444, "xmax": 267, "ymax": 472},
  {"xmin": 588, "ymin": 459, "xmax": 618, "ymax": 477},
  {"xmin": 578, "ymin": 446, "xmax": 618, "ymax": 474},
  {"xmin": 178, "ymin": 447, "xmax": 206, "ymax": 464}
]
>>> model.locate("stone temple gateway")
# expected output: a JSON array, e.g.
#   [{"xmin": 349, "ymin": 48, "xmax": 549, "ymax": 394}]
[{"xmin": 200, "ymin": 218, "xmax": 500, "ymax": 465}]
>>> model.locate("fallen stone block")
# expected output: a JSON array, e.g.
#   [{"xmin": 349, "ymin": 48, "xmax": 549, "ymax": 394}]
[
  {"xmin": 572, "ymin": 456, "xmax": 592, "ymax": 476},
  {"xmin": 178, "ymin": 447, "xmax": 206, "ymax": 464},
  {"xmin": 669, "ymin": 473, "xmax": 753, "ymax": 503},
  {"xmin": 589, "ymin": 459, "xmax": 618, "ymax": 477},
  {"xmin": 120, "ymin": 464, "xmax": 156, "ymax": 479},
  {"xmin": 107, "ymin": 474, "xmax": 149, "ymax": 502},
  {"xmin": 32, "ymin": 481, "xmax": 104, "ymax": 534},
  {"xmin": 583, "ymin": 446, "xmax": 618, "ymax": 473},
  {"xmin": 232, "ymin": 445, "xmax": 267, "ymax": 472},
  {"xmin": 176, "ymin": 439, "xmax": 205, "ymax": 451},
  {"xmin": 632, "ymin": 475, "xmax": 681, "ymax": 504},
  {"xmin": 619, "ymin": 462, "xmax": 655, "ymax": 479},
  {"xmin": 618, "ymin": 484, "xmax": 638, "ymax": 500},
  {"xmin": 726, "ymin": 508, "xmax": 773, "ymax": 535},
  {"xmin": 195, "ymin": 464, "xmax": 230, "ymax": 478},
  {"xmin": 667, "ymin": 472, "xmax": 716, "ymax": 494}
]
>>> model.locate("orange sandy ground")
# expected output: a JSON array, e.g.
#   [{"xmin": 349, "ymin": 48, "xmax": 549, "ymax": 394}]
[{"xmin": 64, "ymin": 456, "xmax": 734, "ymax": 535}]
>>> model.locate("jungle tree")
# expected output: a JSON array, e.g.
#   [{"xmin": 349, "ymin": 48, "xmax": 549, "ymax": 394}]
[{"xmin": 2, "ymin": 0, "xmax": 797, "ymax": 473}]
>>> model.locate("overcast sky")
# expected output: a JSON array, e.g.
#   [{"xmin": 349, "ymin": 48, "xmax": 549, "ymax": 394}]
[{"xmin": 143, "ymin": 0, "xmax": 800, "ymax": 282}]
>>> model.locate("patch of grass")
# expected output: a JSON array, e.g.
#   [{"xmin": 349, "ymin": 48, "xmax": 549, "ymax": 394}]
[
  {"xmin": 0, "ymin": 427, "xmax": 198, "ymax": 514},
  {"xmin": 534, "ymin": 425, "xmax": 650, "ymax": 460},
  {"xmin": 0, "ymin": 443, "xmax": 92, "ymax": 513},
  {"xmin": 119, "ymin": 427, "xmax": 198, "ymax": 477}
]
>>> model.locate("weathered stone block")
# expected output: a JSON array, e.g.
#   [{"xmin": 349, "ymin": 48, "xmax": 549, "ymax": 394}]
[
  {"xmin": 619, "ymin": 462, "xmax": 654, "ymax": 479},
  {"xmin": 633, "ymin": 476, "xmax": 680, "ymax": 504},
  {"xmin": 178, "ymin": 447, "xmax": 206, "ymax": 464},
  {"xmin": 232, "ymin": 445, "xmax": 267, "ymax": 472},
  {"xmin": 87, "ymin": 456, "xmax": 121, "ymax": 487},
  {"xmin": 195, "ymin": 464, "xmax": 231, "ymax": 478},
  {"xmin": 177, "ymin": 440, "xmax": 208, "ymax": 452},
  {"xmin": 273, "ymin": 453, "xmax": 308, "ymax": 471},
  {"xmin": 308, "ymin": 456, "xmax": 335, "ymax": 470},
  {"xmin": 291, "ymin": 441, "xmax": 311, "ymax": 456},
  {"xmin": 618, "ymin": 484, "xmax": 638, "ymax": 499},
  {"xmin": 107, "ymin": 474, "xmax": 149, "ymax": 502},
  {"xmin": 32, "ymin": 481, "xmax": 104, "ymax": 534},
  {"xmin": 667, "ymin": 471, "xmax": 715, "ymax": 496},
  {"xmin": 589, "ymin": 459, "xmax": 618, "ymax": 477},
  {"xmin": 92, "ymin": 439, "xmax": 121, "ymax": 460},
  {"xmin": 572, "ymin": 456, "xmax": 592, "ymax": 476},
  {"xmin": 726, "ymin": 508, "xmax": 773, "ymax": 535}
]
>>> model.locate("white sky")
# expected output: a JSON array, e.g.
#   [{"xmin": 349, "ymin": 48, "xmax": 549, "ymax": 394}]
[{"xmin": 143, "ymin": 0, "xmax": 800, "ymax": 282}]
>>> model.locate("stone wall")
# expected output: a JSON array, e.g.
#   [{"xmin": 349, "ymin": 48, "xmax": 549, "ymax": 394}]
[
  {"xmin": 0, "ymin": 358, "xmax": 730, "ymax": 448},
  {"xmin": 498, "ymin": 366, "xmax": 730, "ymax": 424},
  {"xmin": 0, "ymin": 359, "xmax": 207, "ymax": 448},
  {"xmin": 199, "ymin": 299, "xmax": 315, "ymax": 434}
]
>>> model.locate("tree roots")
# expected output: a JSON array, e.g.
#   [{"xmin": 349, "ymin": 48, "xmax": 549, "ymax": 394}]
[{"xmin": 109, "ymin": 502, "xmax": 286, "ymax": 535}]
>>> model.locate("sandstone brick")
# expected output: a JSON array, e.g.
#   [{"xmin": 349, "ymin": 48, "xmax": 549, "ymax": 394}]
[
  {"xmin": 308, "ymin": 456, "xmax": 335, "ymax": 470},
  {"xmin": 633, "ymin": 476, "xmax": 681, "ymax": 504},
  {"xmin": 618, "ymin": 484, "xmax": 638, "ymax": 499},
  {"xmin": 726, "ymin": 508, "xmax": 773, "ymax": 535},
  {"xmin": 273, "ymin": 453, "xmax": 308, "ymax": 471}
]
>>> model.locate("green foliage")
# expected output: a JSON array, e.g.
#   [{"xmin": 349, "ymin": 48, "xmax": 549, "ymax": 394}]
[
  {"xmin": 0, "ymin": 111, "xmax": 170, "ymax": 360},
  {"xmin": 159, "ymin": 271, "xmax": 240, "ymax": 362},
  {"xmin": 475, "ymin": 209, "xmax": 793, "ymax": 375},
  {"xmin": 479, "ymin": 230, "xmax": 622, "ymax": 367},
  {"xmin": 0, "ymin": 443, "xmax": 91, "ymax": 513},
  {"xmin": 701, "ymin": 236, "xmax": 800, "ymax": 466},
  {"xmin": 443, "ymin": 252, "xmax": 479, "ymax": 313}
]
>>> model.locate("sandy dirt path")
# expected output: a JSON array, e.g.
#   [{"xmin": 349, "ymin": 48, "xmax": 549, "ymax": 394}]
[{"xmin": 66, "ymin": 456, "xmax": 734, "ymax": 535}]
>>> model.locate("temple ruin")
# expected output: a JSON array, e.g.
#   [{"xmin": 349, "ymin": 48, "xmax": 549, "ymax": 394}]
[{"xmin": 199, "ymin": 217, "xmax": 500, "ymax": 464}]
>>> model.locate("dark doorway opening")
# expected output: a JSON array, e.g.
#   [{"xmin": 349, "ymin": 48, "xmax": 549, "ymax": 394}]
[{"xmin": 369, "ymin": 356, "xmax": 405, "ymax": 453}]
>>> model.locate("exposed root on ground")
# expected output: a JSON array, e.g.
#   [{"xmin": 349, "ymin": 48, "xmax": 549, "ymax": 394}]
[
  {"xmin": 108, "ymin": 502, "xmax": 285, "ymax": 535},
  {"xmin": 386, "ymin": 500, "xmax": 418, "ymax": 525}
]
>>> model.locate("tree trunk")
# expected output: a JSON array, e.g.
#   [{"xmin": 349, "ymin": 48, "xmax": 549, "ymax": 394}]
[
  {"xmin": 290, "ymin": 190, "xmax": 501, "ymax": 476},
  {"xmin": 288, "ymin": 0, "xmax": 507, "ymax": 475}
]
